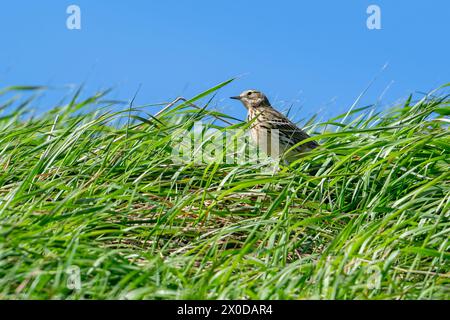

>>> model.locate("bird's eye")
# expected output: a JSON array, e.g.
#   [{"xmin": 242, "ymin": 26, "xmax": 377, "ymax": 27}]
[{"xmin": 247, "ymin": 92, "xmax": 252, "ymax": 96}]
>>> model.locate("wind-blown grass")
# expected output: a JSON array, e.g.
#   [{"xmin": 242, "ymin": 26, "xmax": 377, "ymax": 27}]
[{"xmin": 0, "ymin": 81, "xmax": 449, "ymax": 299}]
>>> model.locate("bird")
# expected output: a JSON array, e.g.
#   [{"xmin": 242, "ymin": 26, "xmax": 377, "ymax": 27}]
[{"xmin": 230, "ymin": 89, "xmax": 318, "ymax": 162}]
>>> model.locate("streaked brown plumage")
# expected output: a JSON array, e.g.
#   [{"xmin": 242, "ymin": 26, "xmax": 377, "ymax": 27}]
[{"xmin": 231, "ymin": 89, "xmax": 318, "ymax": 162}]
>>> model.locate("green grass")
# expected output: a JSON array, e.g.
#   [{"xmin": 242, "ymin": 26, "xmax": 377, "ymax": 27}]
[{"xmin": 0, "ymin": 80, "xmax": 449, "ymax": 300}]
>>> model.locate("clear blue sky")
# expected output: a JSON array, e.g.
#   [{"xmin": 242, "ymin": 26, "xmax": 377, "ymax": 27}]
[{"xmin": 1, "ymin": 1, "xmax": 449, "ymax": 121}]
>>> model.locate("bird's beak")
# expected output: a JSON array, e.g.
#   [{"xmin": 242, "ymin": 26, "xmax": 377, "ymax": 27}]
[{"xmin": 230, "ymin": 96, "xmax": 241, "ymax": 100}]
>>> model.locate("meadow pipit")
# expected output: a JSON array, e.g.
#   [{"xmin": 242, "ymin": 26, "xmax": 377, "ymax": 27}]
[{"xmin": 231, "ymin": 90, "xmax": 318, "ymax": 162}]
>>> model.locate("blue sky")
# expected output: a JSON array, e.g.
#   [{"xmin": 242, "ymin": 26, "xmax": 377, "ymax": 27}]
[{"xmin": 0, "ymin": 1, "xmax": 449, "ymax": 121}]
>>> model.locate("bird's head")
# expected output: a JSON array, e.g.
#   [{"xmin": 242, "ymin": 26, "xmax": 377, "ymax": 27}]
[{"xmin": 230, "ymin": 90, "xmax": 270, "ymax": 109}]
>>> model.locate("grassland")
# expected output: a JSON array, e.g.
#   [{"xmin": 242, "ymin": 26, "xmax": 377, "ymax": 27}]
[{"xmin": 0, "ymin": 80, "xmax": 449, "ymax": 299}]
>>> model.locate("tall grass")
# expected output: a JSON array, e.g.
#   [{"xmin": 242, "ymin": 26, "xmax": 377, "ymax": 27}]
[{"xmin": 0, "ymin": 81, "xmax": 449, "ymax": 299}]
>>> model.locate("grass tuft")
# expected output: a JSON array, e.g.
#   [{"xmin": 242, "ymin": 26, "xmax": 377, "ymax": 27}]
[{"xmin": 0, "ymin": 82, "xmax": 449, "ymax": 299}]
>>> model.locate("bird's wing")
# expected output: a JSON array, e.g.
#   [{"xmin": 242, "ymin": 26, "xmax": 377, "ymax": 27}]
[{"xmin": 265, "ymin": 109, "xmax": 319, "ymax": 149}]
